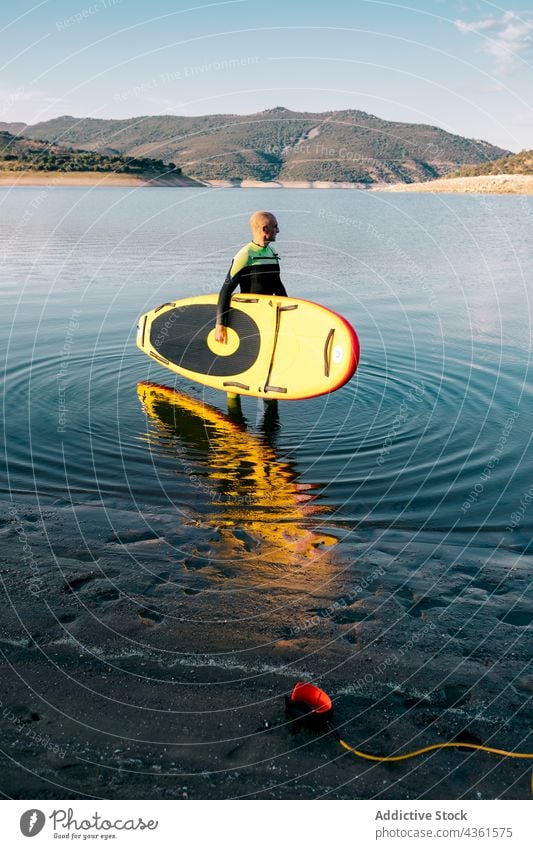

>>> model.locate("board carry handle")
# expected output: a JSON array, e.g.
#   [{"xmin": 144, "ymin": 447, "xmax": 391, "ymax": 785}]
[
  {"xmin": 223, "ymin": 381, "xmax": 250, "ymax": 390},
  {"xmin": 263, "ymin": 303, "xmax": 283, "ymax": 394},
  {"xmin": 140, "ymin": 315, "xmax": 148, "ymax": 347},
  {"xmin": 264, "ymin": 385, "xmax": 287, "ymax": 394},
  {"xmin": 324, "ymin": 328, "xmax": 335, "ymax": 377},
  {"xmin": 150, "ymin": 350, "xmax": 170, "ymax": 365}
]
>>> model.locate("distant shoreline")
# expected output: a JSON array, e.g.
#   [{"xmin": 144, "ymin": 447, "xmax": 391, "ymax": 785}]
[
  {"xmin": 0, "ymin": 172, "xmax": 365, "ymax": 190},
  {"xmin": 0, "ymin": 170, "xmax": 204, "ymax": 187},
  {"xmin": 377, "ymin": 174, "xmax": 533, "ymax": 195},
  {"xmin": 206, "ymin": 178, "xmax": 369, "ymax": 189},
  {"xmin": 0, "ymin": 171, "xmax": 532, "ymax": 194}
]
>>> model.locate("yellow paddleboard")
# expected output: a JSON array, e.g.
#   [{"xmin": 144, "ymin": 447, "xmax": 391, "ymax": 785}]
[{"xmin": 136, "ymin": 294, "xmax": 360, "ymax": 400}]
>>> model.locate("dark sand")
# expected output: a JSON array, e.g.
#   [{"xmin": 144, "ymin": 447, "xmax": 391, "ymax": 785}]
[{"xmin": 1, "ymin": 501, "xmax": 531, "ymax": 799}]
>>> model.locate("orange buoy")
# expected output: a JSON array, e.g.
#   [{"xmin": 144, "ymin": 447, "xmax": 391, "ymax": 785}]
[{"xmin": 289, "ymin": 682, "xmax": 333, "ymax": 716}]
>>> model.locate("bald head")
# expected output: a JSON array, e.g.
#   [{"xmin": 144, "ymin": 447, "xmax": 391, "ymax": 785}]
[{"xmin": 249, "ymin": 211, "xmax": 279, "ymax": 246}]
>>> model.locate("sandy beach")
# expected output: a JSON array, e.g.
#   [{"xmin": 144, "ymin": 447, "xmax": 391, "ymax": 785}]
[
  {"xmin": 0, "ymin": 173, "xmax": 359, "ymax": 190},
  {"xmin": 0, "ymin": 170, "xmax": 204, "ymax": 187},
  {"xmin": 378, "ymin": 174, "xmax": 533, "ymax": 195},
  {"xmin": 1, "ymin": 172, "xmax": 532, "ymax": 193}
]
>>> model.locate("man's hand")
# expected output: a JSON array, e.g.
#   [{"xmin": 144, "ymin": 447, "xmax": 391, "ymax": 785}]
[{"xmin": 215, "ymin": 324, "xmax": 227, "ymax": 344}]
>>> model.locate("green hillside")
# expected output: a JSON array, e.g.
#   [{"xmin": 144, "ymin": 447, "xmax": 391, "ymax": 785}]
[
  {"xmin": 18, "ymin": 108, "xmax": 510, "ymax": 184},
  {"xmin": 449, "ymin": 149, "xmax": 533, "ymax": 178},
  {"xmin": 0, "ymin": 131, "xmax": 182, "ymax": 177}
]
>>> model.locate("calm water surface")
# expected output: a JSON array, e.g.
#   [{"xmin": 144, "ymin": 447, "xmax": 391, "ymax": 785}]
[{"xmin": 2, "ymin": 187, "xmax": 532, "ymax": 549}]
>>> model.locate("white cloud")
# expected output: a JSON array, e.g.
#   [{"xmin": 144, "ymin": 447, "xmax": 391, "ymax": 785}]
[
  {"xmin": 455, "ymin": 10, "xmax": 533, "ymax": 71},
  {"xmin": 456, "ymin": 17, "xmax": 500, "ymax": 34},
  {"xmin": 0, "ymin": 86, "xmax": 61, "ymax": 123}
]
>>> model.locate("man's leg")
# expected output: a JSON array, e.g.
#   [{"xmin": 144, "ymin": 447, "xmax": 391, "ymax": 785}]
[
  {"xmin": 227, "ymin": 391, "xmax": 244, "ymax": 421},
  {"xmin": 262, "ymin": 398, "xmax": 279, "ymax": 433}
]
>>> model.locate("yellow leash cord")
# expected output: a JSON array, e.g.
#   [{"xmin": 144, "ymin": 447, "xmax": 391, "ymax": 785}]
[
  {"xmin": 339, "ymin": 737, "xmax": 533, "ymax": 763},
  {"xmin": 286, "ymin": 683, "xmax": 532, "ymax": 791}
]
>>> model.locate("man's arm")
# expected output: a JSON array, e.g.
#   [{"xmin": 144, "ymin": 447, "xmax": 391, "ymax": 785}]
[
  {"xmin": 215, "ymin": 267, "xmax": 239, "ymax": 343},
  {"xmin": 215, "ymin": 247, "xmax": 249, "ymax": 343}
]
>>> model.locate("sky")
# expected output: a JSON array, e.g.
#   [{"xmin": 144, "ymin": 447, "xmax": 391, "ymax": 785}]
[{"xmin": 1, "ymin": 0, "xmax": 533, "ymax": 151}]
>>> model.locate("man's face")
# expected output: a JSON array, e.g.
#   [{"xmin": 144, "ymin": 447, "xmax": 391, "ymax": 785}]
[{"xmin": 264, "ymin": 216, "xmax": 279, "ymax": 242}]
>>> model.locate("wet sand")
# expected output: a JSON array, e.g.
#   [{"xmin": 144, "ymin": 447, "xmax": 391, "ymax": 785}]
[{"xmin": 1, "ymin": 500, "xmax": 531, "ymax": 800}]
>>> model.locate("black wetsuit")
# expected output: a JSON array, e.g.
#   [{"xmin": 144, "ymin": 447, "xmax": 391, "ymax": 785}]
[{"xmin": 216, "ymin": 241, "xmax": 287, "ymax": 327}]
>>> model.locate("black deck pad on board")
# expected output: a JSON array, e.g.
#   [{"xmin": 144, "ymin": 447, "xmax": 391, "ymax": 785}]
[{"xmin": 150, "ymin": 304, "xmax": 261, "ymax": 377}]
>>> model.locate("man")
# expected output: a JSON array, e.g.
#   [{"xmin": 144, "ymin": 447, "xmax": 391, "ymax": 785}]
[{"xmin": 214, "ymin": 211, "xmax": 286, "ymax": 343}]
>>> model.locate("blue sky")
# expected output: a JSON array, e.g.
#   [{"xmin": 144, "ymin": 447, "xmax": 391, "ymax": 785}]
[{"xmin": 1, "ymin": 0, "xmax": 532, "ymax": 151}]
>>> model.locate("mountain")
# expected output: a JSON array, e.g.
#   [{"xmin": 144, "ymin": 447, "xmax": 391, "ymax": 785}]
[
  {"xmin": 0, "ymin": 131, "xmax": 184, "ymax": 178},
  {"xmin": 0, "ymin": 121, "xmax": 27, "ymax": 135},
  {"xmin": 449, "ymin": 149, "xmax": 533, "ymax": 178},
  {"xmin": 14, "ymin": 107, "xmax": 509, "ymax": 184}
]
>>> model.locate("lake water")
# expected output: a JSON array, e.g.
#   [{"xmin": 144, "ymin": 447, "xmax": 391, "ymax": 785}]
[{"xmin": 1, "ymin": 187, "xmax": 532, "ymax": 799}]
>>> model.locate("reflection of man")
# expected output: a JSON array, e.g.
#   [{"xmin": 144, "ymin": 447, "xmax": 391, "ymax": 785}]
[{"xmin": 214, "ymin": 211, "xmax": 287, "ymax": 344}]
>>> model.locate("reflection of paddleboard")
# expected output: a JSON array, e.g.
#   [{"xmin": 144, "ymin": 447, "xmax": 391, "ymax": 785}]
[
  {"xmin": 136, "ymin": 294, "xmax": 360, "ymax": 400},
  {"xmin": 137, "ymin": 381, "xmax": 338, "ymax": 560}
]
